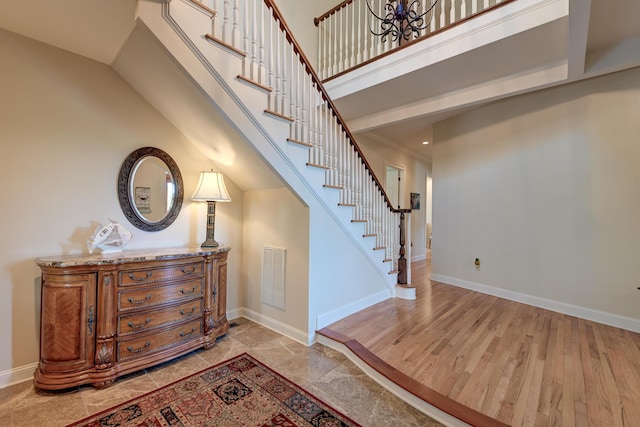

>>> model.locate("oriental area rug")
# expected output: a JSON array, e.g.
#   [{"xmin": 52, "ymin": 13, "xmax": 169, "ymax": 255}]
[{"xmin": 66, "ymin": 353, "xmax": 361, "ymax": 427}]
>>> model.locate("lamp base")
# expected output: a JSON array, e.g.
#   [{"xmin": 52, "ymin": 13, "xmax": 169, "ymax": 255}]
[
  {"xmin": 200, "ymin": 240, "xmax": 220, "ymax": 249},
  {"xmin": 200, "ymin": 200, "xmax": 220, "ymax": 249}
]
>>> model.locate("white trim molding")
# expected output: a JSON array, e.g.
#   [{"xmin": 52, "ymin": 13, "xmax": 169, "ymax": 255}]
[
  {"xmin": 316, "ymin": 289, "xmax": 391, "ymax": 331},
  {"xmin": 231, "ymin": 308, "xmax": 312, "ymax": 346},
  {"xmin": 0, "ymin": 362, "xmax": 38, "ymax": 390},
  {"xmin": 431, "ymin": 274, "xmax": 640, "ymax": 333}
]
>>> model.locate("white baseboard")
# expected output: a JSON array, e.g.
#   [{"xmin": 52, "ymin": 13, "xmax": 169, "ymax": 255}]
[
  {"xmin": 431, "ymin": 274, "xmax": 640, "ymax": 333},
  {"xmin": 0, "ymin": 362, "xmax": 38, "ymax": 390},
  {"xmin": 411, "ymin": 253, "xmax": 427, "ymax": 262},
  {"xmin": 315, "ymin": 289, "xmax": 391, "ymax": 331},
  {"xmin": 231, "ymin": 308, "xmax": 313, "ymax": 346}
]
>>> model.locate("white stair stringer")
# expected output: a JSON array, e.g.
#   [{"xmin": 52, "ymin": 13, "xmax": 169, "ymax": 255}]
[{"xmin": 135, "ymin": 0, "xmax": 399, "ymax": 294}]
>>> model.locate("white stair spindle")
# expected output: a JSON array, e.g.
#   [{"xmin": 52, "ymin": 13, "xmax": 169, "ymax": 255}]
[
  {"xmin": 242, "ymin": 0, "xmax": 248, "ymax": 75},
  {"xmin": 250, "ymin": 1, "xmax": 258, "ymax": 80},
  {"xmin": 211, "ymin": 0, "xmax": 219, "ymax": 38},
  {"xmin": 275, "ymin": 26, "xmax": 282, "ymax": 115},
  {"xmin": 302, "ymin": 71, "xmax": 308, "ymax": 143},
  {"xmin": 356, "ymin": 0, "xmax": 363, "ymax": 64},
  {"xmin": 222, "ymin": 0, "xmax": 230, "ymax": 42},
  {"xmin": 281, "ymin": 31, "xmax": 287, "ymax": 116},
  {"xmin": 258, "ymin": 0, "xmax": 265, "ymax": 84},
  {"xmin": 348, "ymin": 6, "xmax": 355, "ymax": 69},
  {"xmin": 267, "ymin": 6, "xmax": 274, "ymax": 110},
  {"xmin": 318, "ymin": 20, "xmax": 325, "ymax": 80},
  {"xmin": 450, "ymin": 0, "xmax": 457, "ymax": 25},
  {"xmin": 232, "ymin": 0, "xmax": 239, "ymax": 47},
  {"xmin": 430, "ymin": 0, "xmax": 437, "ymax": 32}
]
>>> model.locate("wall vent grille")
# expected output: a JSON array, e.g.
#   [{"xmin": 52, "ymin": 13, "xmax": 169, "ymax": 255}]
[{"xmin": 262, "ymin": 246, "xmax": 286, "ymax": 310}]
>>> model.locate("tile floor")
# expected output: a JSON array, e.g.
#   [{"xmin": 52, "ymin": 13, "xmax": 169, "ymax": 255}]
[{"xmin": 0, "ymin": 318, "xmax": 442, "ymax": 426}]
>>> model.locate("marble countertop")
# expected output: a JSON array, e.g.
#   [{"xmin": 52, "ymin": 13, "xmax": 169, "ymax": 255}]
[{"xmin": 36, "ymin": 246, "xmax": 231, "ymax": 267}]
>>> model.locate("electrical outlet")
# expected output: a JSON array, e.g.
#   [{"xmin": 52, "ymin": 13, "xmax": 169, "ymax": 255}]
[{"xmin": 475, "ymin": 258, "xmax": 480, "ymax": 271}]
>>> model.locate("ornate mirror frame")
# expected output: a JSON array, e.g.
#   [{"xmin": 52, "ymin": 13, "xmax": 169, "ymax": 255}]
[{"xmin": 117, "ymin": 147, "xmax": 184, "ymax": 232}]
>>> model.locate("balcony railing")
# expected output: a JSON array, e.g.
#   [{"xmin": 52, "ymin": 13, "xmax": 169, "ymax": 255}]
[{"xmin": 315, "ymin": 0, "xmax": 513, "ymax": 81}]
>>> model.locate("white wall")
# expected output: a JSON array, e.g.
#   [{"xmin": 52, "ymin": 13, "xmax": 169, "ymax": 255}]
[
  {"xmin": 356, "ymin": 134, "xmax": 431, "ymax": 262},
  {"xmin": 309, "ymin": 206, "xmax": 391, "ymax": 331},
  {"xmin": 432, "ymin": 66, "xmax": 640, "ymax": 325},
  {"xmin": 0, "ymin": 29, "xmax": 244, "ymax": 380}
]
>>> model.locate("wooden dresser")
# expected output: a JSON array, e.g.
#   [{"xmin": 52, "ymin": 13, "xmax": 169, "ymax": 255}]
[{"xmin": 34, "ymin": 247, "xmax": 230, "ymax": 390}]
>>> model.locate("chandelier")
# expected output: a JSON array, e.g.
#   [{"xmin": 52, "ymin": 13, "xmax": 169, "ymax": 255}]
[{"xmin": 366, "ymin": 0, "xmax": 439, "ymax": 45}]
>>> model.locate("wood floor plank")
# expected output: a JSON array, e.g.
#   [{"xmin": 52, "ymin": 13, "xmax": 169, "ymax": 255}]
[{"xmin": 320, "ymin": 256, "xmax": 640, "ymax": 426}]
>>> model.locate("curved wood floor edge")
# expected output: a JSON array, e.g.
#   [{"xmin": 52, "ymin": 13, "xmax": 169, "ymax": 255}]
[{"xmin": 317, "ymin": 327, "xmax": 509, "ymax": 427}]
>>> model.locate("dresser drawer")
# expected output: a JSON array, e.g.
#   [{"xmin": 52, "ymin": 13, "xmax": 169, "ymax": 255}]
[
  {"xmin": 117, "ymin": 278, "xmax": 203, "ymax": 312},
  {"xmin": 117, "ymin": 318, "xmax": 202, "ymax": 362},
  {"xmin": 117, "ymin": 299, "xmax": 203, "ymax": 336},
  {"xmin": 119, "ymin": 261, "xmax": 203, "ymax": 286}
]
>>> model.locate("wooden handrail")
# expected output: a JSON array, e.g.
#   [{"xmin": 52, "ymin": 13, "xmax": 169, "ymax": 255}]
[
  {"xmin": 314, "ymin": 0, "xmax": 356, "ymax": 26},
  {"xmin": 264, "ymin": 0, "xmax": 401, "ymax": 213}
]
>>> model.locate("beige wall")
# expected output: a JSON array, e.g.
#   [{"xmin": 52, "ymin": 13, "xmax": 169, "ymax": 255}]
[
  {"xmin": 0, "ymin": 29, "xmax": 245, "ymax": 374},
  {"xmin": 273, "ymin": 0, "xmax": 337, "ymax": 70},
  {"xmin": 242, "ymin": 188, "xmax": 309, "ymax": 333},
  {"xmin": 433, "ymin": 66, "xmax": 640, "ymax": 321}
]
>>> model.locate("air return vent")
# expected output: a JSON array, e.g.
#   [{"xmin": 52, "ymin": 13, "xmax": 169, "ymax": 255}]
[{"xmin": 262, "ymin": 246, "xmax": 286, "ymax": 310}]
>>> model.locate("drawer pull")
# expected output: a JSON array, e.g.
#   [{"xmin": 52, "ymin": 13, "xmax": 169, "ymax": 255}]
[
  {"xmin": 128, "ymin": 272, "xmax": 152, "ymax": 281},
  {"xmin": 180, "ymin": 307, "xmax": 197, "ymax": 316},
  {"xmin": 127, "ymin": 295, "xmax": 152, "ymax": 304},
  {"xmin": 127, "ymin": 342, "xmax": 150, "ymax": 353},
  {"xmin": 180, "ymin": 266, "xmax": 198, "ymax": 275},
  {"xmin": 179, "ymin": 328, "xmax": 196, "ymax": 338},
  {"xmin": 180, "ymin": 286, "xmax": 197, "ymax": 295},
  {"xmin": 127, "ymin": 318, "xmax": 152, "ymax": 329}
]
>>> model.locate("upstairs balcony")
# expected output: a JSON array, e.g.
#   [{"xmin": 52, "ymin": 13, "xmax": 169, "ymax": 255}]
[{"xmin": 314, "ymin": 0, "xmax": 640, "ymax": 160}]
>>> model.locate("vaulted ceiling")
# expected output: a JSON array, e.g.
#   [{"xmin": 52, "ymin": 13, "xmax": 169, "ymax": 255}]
[{"xmin": 2, "ymin": 0, "xmax": 639, "ymax": 165}]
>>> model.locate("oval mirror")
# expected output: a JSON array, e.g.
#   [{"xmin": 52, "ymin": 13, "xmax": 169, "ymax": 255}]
[{"xmin": 117, "ymin": 147, "xmax": 184, "ymax": 232}]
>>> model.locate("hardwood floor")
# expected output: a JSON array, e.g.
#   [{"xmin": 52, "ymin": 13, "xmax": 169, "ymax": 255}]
[{"xmin": 319, "ymin": 253, "xmax": 640, "ymax": 426}]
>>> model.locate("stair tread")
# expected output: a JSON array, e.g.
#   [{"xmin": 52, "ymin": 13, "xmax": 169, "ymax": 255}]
[
  {"xmin": 204, "ymin": 34, "xmax": 246, "ymax": 57},
  {"xmin": 187, "ymin": 0, "xmax": 216, "ymax": 16},
  {"xmin": 265, "ymin": 109, "xmax": 295, "ymax": 122},
  {"xmin": 237, "ymin": 75, "xmax": 272, "ymax": 92},
  {"xmin": 307, "ymin": 162, "xmax": 330, "ymax": 170},
  {"xmin": 287, "ymin": 138, "xmax": 313, "ymax": 147}
]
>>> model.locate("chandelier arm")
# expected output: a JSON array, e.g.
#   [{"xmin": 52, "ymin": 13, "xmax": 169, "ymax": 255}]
[
  {"xmin": 405, "ymin": 12, "xmax": 427, "ymax": 32},
  {"xmin": 407, "ymin": 0, "xmax": 439, "ymax": 20},
  {"xmin": 371, "ymin": 18, "xmax": 402, "ymax": 39}
]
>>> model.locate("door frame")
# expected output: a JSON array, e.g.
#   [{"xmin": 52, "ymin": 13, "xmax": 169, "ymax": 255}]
[{"xmin": 385, "ymin": 162, "xmax": 406, "ymax": 209}]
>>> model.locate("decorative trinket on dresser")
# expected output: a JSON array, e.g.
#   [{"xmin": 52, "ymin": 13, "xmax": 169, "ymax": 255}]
[{"xmin": 87, "ymin": 218, "xmax": 133, "ymax": 253}]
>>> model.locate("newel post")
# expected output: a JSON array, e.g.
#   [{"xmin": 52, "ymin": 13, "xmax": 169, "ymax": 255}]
[{"xmin": 397, "ymin": 211, "xmax": 407, "ymax": 284}]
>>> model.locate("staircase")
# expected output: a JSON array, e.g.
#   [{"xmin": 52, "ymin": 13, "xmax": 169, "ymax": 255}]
[{"xmin": 135, "ymin": 0, "xmax": 415, "ymax": 304}]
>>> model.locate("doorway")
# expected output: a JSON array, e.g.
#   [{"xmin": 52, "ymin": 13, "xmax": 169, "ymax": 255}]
[{"xmin": 385, "ymin": 164, "xmax": 405, "ymax": 209}]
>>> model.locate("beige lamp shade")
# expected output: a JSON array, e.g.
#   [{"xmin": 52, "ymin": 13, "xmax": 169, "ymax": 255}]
[{"xmin": 191, "ymin": 171, "xmax": 231, "ymax": 202}]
